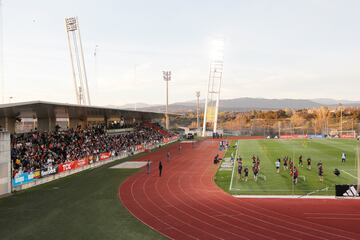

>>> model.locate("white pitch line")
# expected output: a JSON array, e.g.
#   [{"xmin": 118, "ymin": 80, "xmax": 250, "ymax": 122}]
[
  {"xmin": 305, "ymin": 213, "xmax": 360, "ymax": 216},
  {"xmin": 229, "ymin": 140, "xmax": 239, "ymax": 191},
  {"xmin": 341, "ymin": 170, "xmax": 360, "ymax": 180},
  {"xmin": 233, "ymin": 195, "xmax": 336, "ymax": 199},
  {"xmin": 306, "ymin": 217, "xmax": 360, "ymax": 220}
]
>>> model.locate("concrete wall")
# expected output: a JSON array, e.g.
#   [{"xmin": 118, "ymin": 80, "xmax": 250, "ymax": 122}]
[
  {"xmin": 0, "ymin": 118, "xmax": 15, "ymax": 133},
  {"xmin": 0, "ymin": 132, "xmax": 11, "ymax": 196}
]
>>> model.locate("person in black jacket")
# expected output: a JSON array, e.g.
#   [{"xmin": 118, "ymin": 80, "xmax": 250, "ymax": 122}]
[{"xmin": 159, "ymin": 161, "xmax": 163, "ymax": 177}]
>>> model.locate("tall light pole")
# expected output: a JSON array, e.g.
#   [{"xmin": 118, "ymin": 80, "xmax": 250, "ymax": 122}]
[
  {"xmin": 202, "ymin": 38, "xmax": 224, "ymax": 136},
  {"xmin": 0, "ymin": 0, "xmax": 4, "ymax": 104},
  {"xmin": 163, "ymin": 71, "xmax": 171, "ymax": 129},
  {"xmin": 196, "ymin": 91, "xmax": 200, "ymax": 130},
  {"xmin": 65, "ymin": 17, "xmax": 91, "ymax": 105}
]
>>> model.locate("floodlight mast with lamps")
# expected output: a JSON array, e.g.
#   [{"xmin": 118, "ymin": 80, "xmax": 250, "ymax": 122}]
[
  {"xmin": 202, "ymin": 39, "xmax": 224, "ymax": 137},
  {"xmin": 65, "ymin": 17, "xmax": 91, "ymax": 105},
  {"xmin": 163, "ymin": 71, "xmax": 171, "ymax": 129}
]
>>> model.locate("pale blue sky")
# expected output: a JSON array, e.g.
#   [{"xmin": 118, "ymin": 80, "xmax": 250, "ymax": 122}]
[{"xmin": 1, "ymin": 0, "xmax": 360, "ymax": 106}]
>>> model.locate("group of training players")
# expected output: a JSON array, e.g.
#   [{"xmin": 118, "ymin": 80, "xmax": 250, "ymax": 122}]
[
  {"xmin": 231, "ymin": 150, "xmax": 348, "ymax": 184},
  {"xmin": 234, "ymin": 154, "xmax": 260, "ymax": 182},
  {"xmin": 276, "ymin": 155, "xmax": 325, "ymax": 183}
]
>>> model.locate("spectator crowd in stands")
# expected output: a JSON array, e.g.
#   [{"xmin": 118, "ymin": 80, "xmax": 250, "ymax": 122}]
[{"xmin": 11, "ymin": 123, "xmax": 170, "ymax": 177}]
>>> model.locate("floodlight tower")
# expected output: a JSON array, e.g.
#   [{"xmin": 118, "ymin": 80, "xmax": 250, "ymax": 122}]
[
  {"xmin": 196, "ymin": 91, "xmax": 200, "ymax": 130},
  {"xmin": 65, "ymin": 17, "xmax": 91, "ymax": 105},
  {"xmin": 163, "ymin": 71, "xmax": 171, "ymax": 129},
  {"xmin": 202, "ymin": 39, "xmax": 224, "ymax": 137}
]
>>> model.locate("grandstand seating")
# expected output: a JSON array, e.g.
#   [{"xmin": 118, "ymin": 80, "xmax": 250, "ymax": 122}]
[{"xmin": 11, "ymin": 123, "xmax": 174, "ymax": 179}]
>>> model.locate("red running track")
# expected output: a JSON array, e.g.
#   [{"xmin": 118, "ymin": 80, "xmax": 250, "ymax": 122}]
[{"xmin": 119, "ymin": 140, "xmax": 360, "ymax": 240}]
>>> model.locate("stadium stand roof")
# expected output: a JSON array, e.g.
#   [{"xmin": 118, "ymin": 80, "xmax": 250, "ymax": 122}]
[{"xmin": 0, "ymin": 101, "xmax": 176, "ymax": 133}]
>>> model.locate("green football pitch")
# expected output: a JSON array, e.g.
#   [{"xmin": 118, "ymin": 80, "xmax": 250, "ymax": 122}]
[
  {"xmin": 0, "ymin": 153, "xmax": 165, "ymax": 240},
  {"xmin": 215, "ymin": 139, "xmax": 359, "ymax": 196}
]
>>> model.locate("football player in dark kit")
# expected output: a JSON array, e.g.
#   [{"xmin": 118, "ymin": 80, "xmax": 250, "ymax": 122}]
[
  {"xmin": 159, "ymin": 161, "xmax": 163, "ymax": 177},
  {"xmin": 298, "ymin": 155, "xmax": 303, "ymax": 167},
  {"xmin": 307, "ymin": 157, "xmax": 312, "ymax": 170}
]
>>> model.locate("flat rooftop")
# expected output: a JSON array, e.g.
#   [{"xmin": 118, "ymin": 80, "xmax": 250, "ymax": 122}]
[{"xmin": 0, "ymin": 100, "xmax": 175, "ymax": 120}]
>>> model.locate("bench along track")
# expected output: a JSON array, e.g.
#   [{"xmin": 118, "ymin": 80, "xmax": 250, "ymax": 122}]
[{"xmin": 119, "ymin": 139, "xmax": 360, "ymax": 240}]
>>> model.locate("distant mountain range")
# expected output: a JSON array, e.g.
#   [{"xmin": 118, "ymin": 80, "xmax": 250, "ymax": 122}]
[{"xmin": 114, "ymin": 98, "xmax": 360, "ymax": 113}]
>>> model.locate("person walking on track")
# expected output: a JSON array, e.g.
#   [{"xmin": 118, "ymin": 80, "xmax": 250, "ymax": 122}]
[
  {"xmin": 159, "ymin": 161, "xmax": 163, "ymax": 177},
  {"xmin": 167, "ymin": 151, "xmax": 171, "ymax": 162},
  {"xmin": 146, "ymin": 160, "xmax": 151, "ymax": 175}
]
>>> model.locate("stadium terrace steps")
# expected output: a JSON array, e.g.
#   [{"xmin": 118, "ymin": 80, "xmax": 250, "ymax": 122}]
[{"xmin": 144, "ymin": 122, "xmax": 172, "ymax": 137}]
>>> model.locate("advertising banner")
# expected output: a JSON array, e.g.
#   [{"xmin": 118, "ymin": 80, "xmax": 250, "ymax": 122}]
[
  {"xmin": 33, "ymin": 170, "xmax": 41, "ymax": 179},
  {"xmin": 145, "ymin": 143, "xmax": 154, "ymax": 150},
  {"xmin": 340, "ymin": 134, "xmax": 355, "ymax": 139},
  {"xmin": 135, "ymin": 145, "xmax": 144, "ymax": 151},
  {"xmin": 58, "ymin": 161, "xmax": 77, "ymax": 173},
  {"xmin": 308, "ymin": 135, "xmax": 324, "ymax": 139},
  {"xmin": 76, "ymin": 158, "xmax": 89, "ymax": 167},
  {"xmin": 12, "ymin": 172, "xmax": 35, "ymax": 187},
  {"xmin": 99, "ymin": 152, "xmax": 111, "ymax": 161},
  {"xmin": 41, "ymin": 167, "xmax": 58, "ymax": 177},
  {"xmin": 336, "ymin": 185, "xmax": 359, "ymax": 197},
  {"xmin": 280, "ymin": 134, "xmax": 307, "ymax": 139}
]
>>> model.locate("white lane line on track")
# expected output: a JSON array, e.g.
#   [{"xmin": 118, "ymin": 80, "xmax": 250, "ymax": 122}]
[
  {"xmin": 235, "ymin": 199, "xmax": 357, "ymax": 240},
  {"xmin": 192, "ymin": 158, "xmax": 306, "ymax": 239},
  {"xmin": 118, "ymin": 180, "xmax": 176, "ymax": 240},
  {"xmin": 141, "ymin": 170, "xmax": 200, "ymax": 239},
  {"xmin": 200, "ymin": 144, "xmax": 354, "ymax": 240},
  {"xmin": 164, "ymin": 144, "xmax": 252, "ymax": 240},
  {"xmin": 221, "ymin": 191, "xmax": 355, "ymax": 239},
  {"xmin": 176, "ymin": 149, "xmax": 277, "ymax": 240},
  {"xmin": 233, "ymin": 195, "xmax": 335, "ymax": 199},
  {"xmin": 120, "ymin": 145, "xmax": 199, "ymax": 240},
  {"xmin": 158, "ymin": 167, "xmax": 230, "ymax": 239},
  {"xmin": 151, "ymin": 145, "xmax": 227, "ymax": 240},
  {"xmin": 204, "ymin": 162, "xmax": 357, "ymax": 237},
  {"xmin": 229, "ymin": 140, "xmax": 239, "ymax": 191},
  {"xmin": 121, "ymin": 140, "xmax": 358, "ymax": 240}
]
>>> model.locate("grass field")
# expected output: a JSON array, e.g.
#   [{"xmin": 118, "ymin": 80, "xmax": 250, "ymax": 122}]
[
  {"xmin": 0, "ymin": 153, "xmax": 164, "ymax": 240},
  {"xmin": 215, "ymin": 138, "xmax": 359, "ymax": 196}
]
